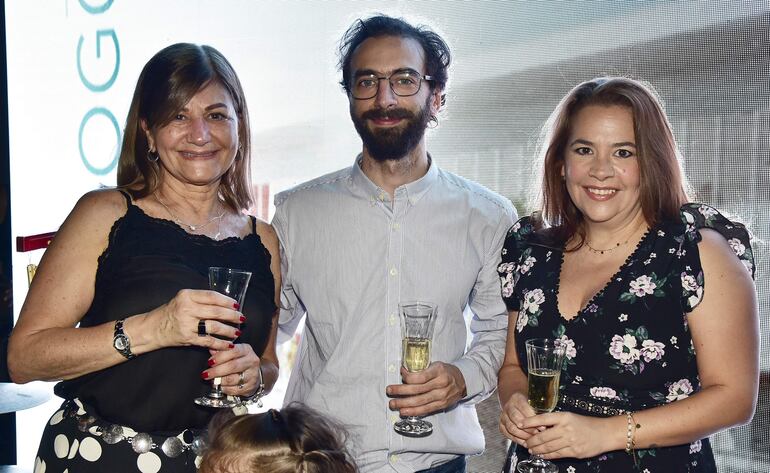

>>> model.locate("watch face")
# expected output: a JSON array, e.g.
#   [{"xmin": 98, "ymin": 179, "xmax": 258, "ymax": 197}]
[{"xmin": 114, "ymin": 335, "xmax": 129, "ymax": 351}]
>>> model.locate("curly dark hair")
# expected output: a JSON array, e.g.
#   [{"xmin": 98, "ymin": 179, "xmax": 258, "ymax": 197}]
[{"xmin": 337, "ymin": 14, "xmax": 451, "ymax": 107}]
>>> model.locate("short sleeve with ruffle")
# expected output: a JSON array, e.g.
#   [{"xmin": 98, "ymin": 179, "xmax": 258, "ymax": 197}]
[
  {"xmin": 676, "ymin": 203, "xmax": 755, "ymax": 312},
  {"xmin": 497, "ymin": 216, "xmax": 537, "ymax": 311}
]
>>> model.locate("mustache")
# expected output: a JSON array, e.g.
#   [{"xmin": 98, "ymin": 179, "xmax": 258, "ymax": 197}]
[{"xmin": 361, "ymin": 108, "xmax": 414, "ymax": 121}]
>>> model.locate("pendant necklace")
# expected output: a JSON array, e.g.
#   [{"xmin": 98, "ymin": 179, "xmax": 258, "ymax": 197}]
[
  {"xmin": 154, "ymin": 194, "xmax": 225, "ymax": 235},
  {"xmin": 585, "ymin": 239, "xmax": 630, "ymax": 255},
  {"xmin": 585, "ymin": 224, "xmax": 648, "ymax": 255}
]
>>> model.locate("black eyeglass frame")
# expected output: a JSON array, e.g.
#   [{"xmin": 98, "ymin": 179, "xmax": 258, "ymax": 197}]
[{"xmin": 348, "ymin": 71, "xmax": 435, "ymax": 100}]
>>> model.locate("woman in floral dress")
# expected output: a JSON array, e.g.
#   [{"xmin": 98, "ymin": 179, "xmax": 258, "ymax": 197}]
[{"xmin": 497, "ymin": 77, "xmax": 758, "ymax": 472}]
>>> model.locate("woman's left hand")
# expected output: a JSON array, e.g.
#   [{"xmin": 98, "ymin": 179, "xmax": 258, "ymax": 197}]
[
  {"xmin": 518, "ymin": 411, "xmax": 621, "ymax": 460},
  {"xmin": 203, "ymin": 343, "xmax": 262, "ymax": 396}
]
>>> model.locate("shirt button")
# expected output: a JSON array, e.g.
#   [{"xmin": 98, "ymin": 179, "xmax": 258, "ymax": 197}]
[
  {"xmin": 390, "ymin": 414, "xmax": 400, "ymax": 424},
  {"xmin": 389, "ymin": 267, "xmax": 398, "ymax": 276},
  {"xmin": 379, "ymin": 193, "xmax": 387, "ymax": 201},
  {"xmin": 390, "ymin": 454, "xmax": 399, "ymax": 462},
  {"xmin": 392, "ymin": 223, "xmax": 400, "ymax": 230},
  {"xmin": 389, "ymin": 314, "xmax": 397, "ymax": 326},
  {"xmin": 388, "ymin": 364, "xmax": 396, "ymax": 373}
]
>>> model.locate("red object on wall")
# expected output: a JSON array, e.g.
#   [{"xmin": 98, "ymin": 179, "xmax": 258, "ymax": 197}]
[{"xmin": 16, "ymin": 232, "xmax": 56, "ymax": 252}]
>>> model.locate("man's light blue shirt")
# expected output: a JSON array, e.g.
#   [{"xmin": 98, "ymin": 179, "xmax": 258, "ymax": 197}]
[{"xmin": 273, "ymin": 156, "xmax": 516, "ymax": 472}]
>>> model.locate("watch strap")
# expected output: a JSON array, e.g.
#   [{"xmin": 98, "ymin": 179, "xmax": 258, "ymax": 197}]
[{"xmin": 113, "ymin": 318, "xmax": 135, "ymax": 359}]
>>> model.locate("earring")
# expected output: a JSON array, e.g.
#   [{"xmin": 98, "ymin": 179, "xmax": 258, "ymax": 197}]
[{"xmin": 147, "ymin": 149, "xmax": 159, "ymax": 162}]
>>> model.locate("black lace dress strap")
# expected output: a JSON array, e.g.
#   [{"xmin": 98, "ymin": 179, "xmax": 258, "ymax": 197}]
[{"xmin": 55, "ymin": 192, "xmax": 276, "ymax": 433}]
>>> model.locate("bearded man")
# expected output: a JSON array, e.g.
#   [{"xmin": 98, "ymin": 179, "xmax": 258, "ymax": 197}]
[{"xmin": 272, "ymin": 15, "xmax": 516, "ymax": 473}]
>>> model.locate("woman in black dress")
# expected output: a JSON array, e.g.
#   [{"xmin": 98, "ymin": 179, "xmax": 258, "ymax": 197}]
[
  {"xmin": 8, "ymin": 43, "xmax": 280, "ymax": 472},
  {"xmin": 497, "ymin": 77, "xmax": 758, "ymax": 472}
]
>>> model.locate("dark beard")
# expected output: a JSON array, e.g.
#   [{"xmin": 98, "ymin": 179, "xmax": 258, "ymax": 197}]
[{"xmin": 351, "ymin": 98, "xmax": 431, "ymax": 162}]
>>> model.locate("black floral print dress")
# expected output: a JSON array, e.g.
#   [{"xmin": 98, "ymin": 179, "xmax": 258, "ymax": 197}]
[{"xmin": 497, "ymin": 204, "xmax": 755, "ymax": 473}]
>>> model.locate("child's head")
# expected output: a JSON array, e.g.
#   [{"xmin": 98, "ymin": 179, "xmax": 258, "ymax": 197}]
[{"xmin": 199, "ymin": 404, "xmax": 357, "ymax": 473}]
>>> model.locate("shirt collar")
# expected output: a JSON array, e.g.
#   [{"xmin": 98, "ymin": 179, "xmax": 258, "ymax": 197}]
[{"xmin": 350, "ymin": 153, "xmax": 438, "ymax": 204}]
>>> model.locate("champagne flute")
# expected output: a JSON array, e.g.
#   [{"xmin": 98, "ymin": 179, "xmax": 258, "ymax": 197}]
[
  {"xmin": 394, "ymin": 301, "xmax": 437, "ymax": 437},
  {"xmin": 194, "ymin": 267, "xmax": 252, "ymax": 408},
  {"xmin": 516, "ymin": 338, "xmax": 566, "ymax": 473}
]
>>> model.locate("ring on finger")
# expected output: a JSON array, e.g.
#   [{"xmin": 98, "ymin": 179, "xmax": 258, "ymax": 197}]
[
  {"xmin": 197, "ymin": 320, "xmax": 207, "ymax": 337},
  {"xmin": 238, "ymin": 371, "xmax": 245, "ymax": 390}
]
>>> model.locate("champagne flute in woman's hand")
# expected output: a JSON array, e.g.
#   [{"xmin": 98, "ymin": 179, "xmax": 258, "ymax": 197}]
[
  {"xmin": 516, "ymin": 338, "xmax": 566, "ymax": 473},
  {"xmin": 194, "ymin": 267, "xmax": 251, "ymax": 408}
]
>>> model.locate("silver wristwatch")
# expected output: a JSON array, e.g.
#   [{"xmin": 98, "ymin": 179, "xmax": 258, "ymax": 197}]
[{"xmin": 112, "ymin": 318, "xmax": 135, "ymax": 359}]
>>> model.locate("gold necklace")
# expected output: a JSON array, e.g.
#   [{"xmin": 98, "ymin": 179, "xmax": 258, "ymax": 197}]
[
  {"xmin": 154, "ymin": 194, "xmax": 225, "ymax": 232},
  {"xmin": 585, "ymin": 239, "xmax": 631, "ymax": 255},
  {"xmin": 585, "ymin": 224, "xmax": 649, "ymax": 255}
]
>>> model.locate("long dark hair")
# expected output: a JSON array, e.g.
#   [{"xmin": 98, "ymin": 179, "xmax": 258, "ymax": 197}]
[
  {"xmin": 535, "ymin": 77, "xmax": 691, "ymax": 247},
  {"xmin": 116, "ymin": 43, "xmax": 252, "ymax": 210}
]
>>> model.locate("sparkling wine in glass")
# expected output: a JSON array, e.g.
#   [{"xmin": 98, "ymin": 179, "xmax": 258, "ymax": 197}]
[
  {"xmin": 394, "ymin": 301, "xmax": 437, "ymax": 437},
  {"xmin": 194, "ymin": 267, "xmax": 252, "ymax": 408},
  {"xmin": 516, "ymin": 338, "xmax": 566, "ymax": 473}
]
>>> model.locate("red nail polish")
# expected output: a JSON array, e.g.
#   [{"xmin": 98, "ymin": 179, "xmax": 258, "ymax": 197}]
[
  {"xmin": 201, "ymin": 371, "xmax": 209, "ymax": 379},
  {"xmin": 228, "ymin": 343, "xmax": 235, "ymax": 349},
  {"xmin": 239, "ymin": 315, "xmax": 246, "ymax": 323},
  {"xmin": 207, "ymin": 359, "xmax": 216, "ymax": 367},
  {"xmin": 233, "ymin": 302, "xmax": 240, "ymax": 310},
  {"xmin": 235, "ymin": 329, "xmax": 242, "ymax": 337}
]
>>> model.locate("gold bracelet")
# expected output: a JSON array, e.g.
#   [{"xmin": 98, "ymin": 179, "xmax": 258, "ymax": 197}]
[{"xmin": 625, "ymin": 412, "xmax": 640, "ymax": 466}]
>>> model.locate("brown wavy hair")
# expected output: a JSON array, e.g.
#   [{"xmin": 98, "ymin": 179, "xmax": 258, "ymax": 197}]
[
  {"xmin": 116, "ymin": 43, "xmax": 252, "ymax": 211},
  {"xmin": 199, "ymin": 404, "xmax": 357, "ymax": 473},
  {"xmin": 534, "ymin": 77, "xmax": 691, "ymax": 247}
]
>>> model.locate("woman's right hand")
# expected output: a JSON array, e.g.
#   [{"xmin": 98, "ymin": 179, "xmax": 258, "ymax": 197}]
[
  {"xmin": 500, "ymin": 391, "xmax": 540, "ymax": 446},
  {"xmin": 150, "ymin": 288, "xmax": 243, "ymax": 351}
]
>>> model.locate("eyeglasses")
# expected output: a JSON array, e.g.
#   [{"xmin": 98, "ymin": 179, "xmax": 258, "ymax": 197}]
[{"xmin": 350, "ymin": 71, "xmax": 433, "ymax": 100}]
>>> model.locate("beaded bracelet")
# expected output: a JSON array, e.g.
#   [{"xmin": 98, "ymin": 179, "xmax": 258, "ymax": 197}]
[{"xmin": 625, "ymin": 412, "xmax": 640, "ymax": 466}]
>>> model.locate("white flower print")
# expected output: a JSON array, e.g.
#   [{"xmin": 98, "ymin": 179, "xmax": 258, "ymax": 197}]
[
  {"xmin": 666, "ymin": 378, "xmax": 694, "ymax": 402},
  {"xmin": 558, "ymin": 335, "xmax": 577, "ymax": 360},
  {"xmin": 567, "ymin": 466, "xmax": 576, "ymax": 473},
  {"xmin": 698, "ymin": 205, "xmax": 718, "ymax": 219},
  {"xmin": 728, "ymin": 238, "xmax": 746, "ymax": 257},
  {"xmin": 657, "ymin": 230, "xmax": 666, "ymax": 236},
  {"xmin": 519, "ymin": 256, "xmax": 536, "ymax": 274},
  {"xmin": 501, "ymin": 248, "xmax": 507, "ymax": 256},
  {"xmin": 590, "ymin": 387, "xmax": 618, "ymax": 400},
  {"xmin": 689, "ymin": 439, "xmax": 702, "ymax": 454},
  {"xmin": 516, "ymin": 311, "xmax": 529, "ymax": 333},
  {"xmin": 575, "ymin": 375, "xmax": 583, "ymax": 382},
  {"xmin": 640, "ymin": 339, "xmax": 666, "ymax": 362},
  {"xmin": 688, "ymin": 286, "xmax": 704, "ymax": 309},
  {"xmin": 498, "ymin": 262, "xmax": 515, "ymax": 298},
  {"xmin": 500, "ymin": 273, "xmax": 514, "ymax": 298},
  {"xmin": 683, "ymin": 211, "xmax": 695, "ymax": 224},
  {"xmin": 521, "ymin": 289, "xmax": 545, "ymax": 314},
  {"xmin": 650, "ymin": 253, "xmax": 657, "ymax": 258},
  {"xmin": 668, "ymin": 248, "xmax": 676, "ymax": 254},
  {"xmin": 629, "ymin": 275, "xmax": 656, "ymax": 297},
  {"xmin": 670, "ymin": 336, "xmax": 678, "ymax": 345},
  {"xmin": 609, "ymin": 334, "xmax": 640, "ymax": 364},
  {"xmin": 618, "ymin": 313, "xmax": 628, "ymax": 322},
  {"xmin": 681, "ymin": 273, "xmax": 698, "ymax": 292}
]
